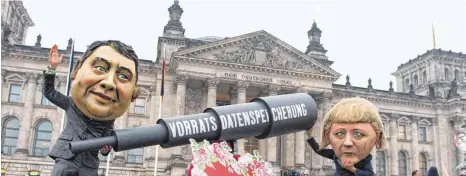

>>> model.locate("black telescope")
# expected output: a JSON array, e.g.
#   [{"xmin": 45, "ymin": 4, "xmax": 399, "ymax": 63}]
[{"xmin": 69, "ymin": 93, "xmax": 318, "ymax": 153}]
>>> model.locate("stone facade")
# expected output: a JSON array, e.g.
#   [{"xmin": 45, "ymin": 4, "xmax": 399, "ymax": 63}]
[{"xmin": 2, "ymin": 1, "xmax": 466, "ymax": 176}]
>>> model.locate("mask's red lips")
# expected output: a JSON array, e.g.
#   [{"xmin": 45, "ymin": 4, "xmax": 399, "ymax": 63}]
[
  {"xmin": 91, "ymin": 91, "xmax": 116, "ymax": 102},
  {"xmin": 342, "ymin": 152, "xmax": 356, "ymax": 155}
]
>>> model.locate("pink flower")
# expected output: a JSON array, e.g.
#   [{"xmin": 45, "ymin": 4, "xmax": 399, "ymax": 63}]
[
  {"xmin": 254, "ymin": 168, "xmax": 266, "ymax": 176},
  {"xmin": 196, "ymin": 148, "xmax": 208, "ymax": 161},
  {"xmin": 213, "ymin": 143, "xmax": 228, "ymax": 162}
]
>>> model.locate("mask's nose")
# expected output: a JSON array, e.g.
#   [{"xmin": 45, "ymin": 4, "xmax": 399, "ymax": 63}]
[
  {"xmin": 99, "ymin": 73, "xmax": 116, "ymax": 91},
  {"xmin": 343, "ymin": 135, "xmax": 354, "ymax": 147}
]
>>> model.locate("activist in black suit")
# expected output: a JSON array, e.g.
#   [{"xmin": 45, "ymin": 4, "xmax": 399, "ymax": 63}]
[{"xmin": 44, "ymin": 41, "xmax": 142, "ymax": 176}]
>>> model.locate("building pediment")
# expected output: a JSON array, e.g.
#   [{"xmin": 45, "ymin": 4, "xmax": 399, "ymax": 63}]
[{"xmin": 173, "ymin": 30, "xmax": 340, "ymax": 78}]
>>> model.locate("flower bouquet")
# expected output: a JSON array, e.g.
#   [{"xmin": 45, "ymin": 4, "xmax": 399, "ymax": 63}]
[{"xmin": 188, "ymin": 139, "xmax": 275, "ymax": 176}]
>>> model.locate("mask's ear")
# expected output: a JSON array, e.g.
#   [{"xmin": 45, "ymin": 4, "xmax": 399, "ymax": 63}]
[
  {"xmin": 324, "ymin": 131, "xmax": 330, "ymax": 145},
  {"xmin": 375, "ymin": 132, "xmax": 383, "ymax": 149},
  {"xmin": 319, "ymin": 130, "xmax": 331, "ymax": 150},
  {"xmin": 70, "ymin": 60, "xmax": 81, "ymax": 80},
  {"xmin": 131, "ymin": 87, "xmax": 142, "ymax": 102}
]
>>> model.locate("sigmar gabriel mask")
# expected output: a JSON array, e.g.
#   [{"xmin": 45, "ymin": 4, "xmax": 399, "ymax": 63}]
[{"xmin": 70, "ymin": 43, "xmax": 141, "ymax": 121}]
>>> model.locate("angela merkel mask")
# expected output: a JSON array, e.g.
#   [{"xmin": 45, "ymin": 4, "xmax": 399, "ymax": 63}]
[{"xmin": 319, "ymin": 97, "xmax": 386, "ymax": 165}]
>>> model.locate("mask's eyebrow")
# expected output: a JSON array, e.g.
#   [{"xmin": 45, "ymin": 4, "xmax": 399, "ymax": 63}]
[
  {"xmin": 93, "ymin": 57, "xmax": 111, "ymax": 69},
  {"xmin": 118, "ymin": 66, "xmax": 134, "ymax": 78}
]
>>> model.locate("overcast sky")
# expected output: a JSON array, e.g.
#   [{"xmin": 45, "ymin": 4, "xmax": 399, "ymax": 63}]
[{"xmin": 21, "ymin": 0, "xmax": 466, "ymax": 90}]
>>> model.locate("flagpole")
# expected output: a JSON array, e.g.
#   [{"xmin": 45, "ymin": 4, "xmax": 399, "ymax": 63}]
[
  {"xmin": 60, "ymin": 39, "xmax": 75, "ymax": 133},
  {"xmin": 432, "ymin": 23, "xmax": 436, "ymax": 49},
  {"xmin": 153, "ymin": 98, "xmax": 163, "ymax": 176},
  {"xmin": 105, "ymin": 151, "xmax": 112, "ymax": 176},
  {"xmin": 154, "ymin": 48, "xmax": 167, "ymax": 176}
]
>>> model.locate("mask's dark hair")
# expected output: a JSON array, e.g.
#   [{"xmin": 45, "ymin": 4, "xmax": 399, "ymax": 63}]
[
  {"xmin": 77, "ymin": 40, "xmax": 139, "ymax": 83},
  {"xmin": 411, "ymin": 170, "xmax": 419, "ymax": 176}
]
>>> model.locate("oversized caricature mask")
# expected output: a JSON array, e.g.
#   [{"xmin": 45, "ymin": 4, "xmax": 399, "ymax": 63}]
[
  {"xmin": 70, "ymin": 41, "xmax": 141, "ymax": 121},
  {"xmin": 319, "ymin": 97, "xmax": 386, "ymax": 165}
]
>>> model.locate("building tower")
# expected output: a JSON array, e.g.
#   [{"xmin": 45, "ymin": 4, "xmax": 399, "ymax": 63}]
[
  {"xmin": 163, "ymin": 0, "xmax": 185, "ymax": 39},
  {"xmin": 391, "ymin": 49, "xmax": 465, "ymax": 99},
  {"xmin": 1, "ymin": 0, "xmax": 35, "ymax": 45},
  {"xmin": 304, "ymin": 20, "xmax": 334, "ymax": 66},
  {"xmin": 305, "ymin": 20, "xmax": 327, "ymax": 59}
]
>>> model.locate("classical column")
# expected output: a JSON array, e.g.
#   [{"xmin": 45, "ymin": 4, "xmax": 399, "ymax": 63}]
[
  {"xmin": 206, "ymin": 78, "xmax": 219, "ymax": 107},
  {"xmin": 453, "ymin": 117, "xmax": 465, "ymax": 173},
  {"xmin": 438, "ymin": 116, "xmax": 451, "ymax": 174},
  {"xmin": 176, "ymin": 74, "xmax": 189, "ymax": 116},
  {"xmin": 236, "ymin": 81, "xmax": 248, "ymax": 104},
  {"xmin": 411, "ymin": 116, "xmax": 420, "ymax": 172},
  {"xmin": 432, "ymin": 118, "xmax": 440, "ymax": 167},
  {"xmin": 266, "ymin": 85, "xmax": 280, "ymax": 164},
  {"xmin": 389, "ymin": 114, "xmax": 399, "ymax": 176},
  {"xmin": 113, "ymin": 111, "xmax": 129, "ymax": 165},
  {"xmin": 14, "ymin": 73, "xmax": 38, "ymax": 157},
  {"xmin": 172, "ymin": 74, "xmax": 189, "ymax": 156},
  {"xmin": 229, "ymin": 89, "xmax": 237, "ymax": 105},
  {"xmin": 294, "ymin": 88, "xmax": 308, "ymax": 167},
  {"xmin": 235, "ymin": 81, "xmax": 249, "ymax": 155}
]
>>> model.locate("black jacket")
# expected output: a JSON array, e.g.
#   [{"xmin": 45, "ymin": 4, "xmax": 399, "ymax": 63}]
[
  {"xmin": 43, "ymin": 72, "xmax": 114, "ymax": 169},
  {"xmin": 307, "ymin": 137, "xmax": 374, "ymax": 176}
]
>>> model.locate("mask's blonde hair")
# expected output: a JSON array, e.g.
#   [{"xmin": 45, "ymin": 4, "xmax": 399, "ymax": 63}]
[{"xmin": 319, "ymin": 97, "xmax": 386, "ymax": 150}]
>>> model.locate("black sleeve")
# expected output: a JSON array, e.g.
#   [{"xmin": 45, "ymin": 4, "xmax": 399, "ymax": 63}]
[
  {"xmin": 306, "ymin": 137, "xmax": 335, "ymax": 159},
  {"xmin": 42, "ymin": 71, "xmax": 71, "ymax": 110},
  {"xmin": 354, "ymin": 169, "xmax": 374, "ymax": 176}
]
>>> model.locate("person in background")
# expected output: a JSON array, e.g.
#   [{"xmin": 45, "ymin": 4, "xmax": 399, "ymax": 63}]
[
  {"xmin": 427, "ymin": 167, "xmax": 439, "ymax": 176},
  {"xmin": 411, "ymin": 170, "xmax": 421, "ymax": 176}
]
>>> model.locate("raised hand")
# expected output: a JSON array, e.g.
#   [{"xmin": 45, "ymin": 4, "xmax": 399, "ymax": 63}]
[
  {"xmin": 49, "ymin": 44, "xmax": 64, "ymax": 70},
  {"xmin": 306, "ymin": 129, "xmax": 312, "ymax": 138},
  {"xmin": 342, "ymin": 160, "xmax": 357, "ymax": 173},
  {"xmin": 99, "ymin": 145, "xmax": 112, "ymax": 154}
]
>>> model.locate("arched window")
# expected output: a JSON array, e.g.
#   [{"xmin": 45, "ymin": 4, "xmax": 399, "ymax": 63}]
[
  {"xmin": 398, "ymin": 151, "xmax": 408, "ymax": 176},
  {"xmin": 33, "ymin": 120, "xmax": 53, "ymax": 157},
  {"xmin": 454, "ymin": 70, "xmax": 460, "ymax": 80},
  {"xmin": 422, "ymin": 71, "xmax": 427, "ymax": 84},
  {"xmin": 404, "ymin": 78, "xmax": 410, "ymax": 91},
  {"xmin": 244, "ymin": 137, "xmax": 258, "ymax": 154},
  {"xmin": 419, "ymin": 153, "xmax": 428, "ymax": 175},
  {"xmin": 126, "ymin": 147, "xmax": 144, "ymax": 163},
  {"xmin": 445, "ymin": 68, "xmax": 450, "ymax": 81},
  {"xmin": 376, "ymin": 151, "xmax": 387, "ymax": 176},
  {"xmin": 413, "ymin": 75, "xmax": 419, "ymax": 86},
  {"xmin": 1, "ymin": 116, "xmax": 20, "ymax": 155}
]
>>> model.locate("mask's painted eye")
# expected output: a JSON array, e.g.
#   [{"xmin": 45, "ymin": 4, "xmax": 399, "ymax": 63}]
[
  {"xmin": 353, "ymin": 131, "xmax": 364, "ymax": 138},
  {"xmin": 118, "ymin": 73, "xmax": 129, "ymax": 80},
  {"xmin": 335, "ymin": 131, "xmax": 345, "ymax": 137},
  {"xmin": 95, "ymin": 66, "xmax": 106, "ymax": 72}
]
